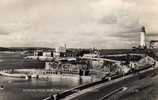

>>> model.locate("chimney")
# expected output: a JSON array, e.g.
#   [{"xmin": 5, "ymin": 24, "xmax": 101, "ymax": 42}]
[{"xmin": 64, "ymin": 44, "xmax": 67, "ymax": 49}]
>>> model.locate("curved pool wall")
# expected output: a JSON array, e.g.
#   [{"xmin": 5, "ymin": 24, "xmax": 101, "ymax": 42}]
[{"xmin": 0, "ymin": 68, "xmax": 98, "ymax": 83}]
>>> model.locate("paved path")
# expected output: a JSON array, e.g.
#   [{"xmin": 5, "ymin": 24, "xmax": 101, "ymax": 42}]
[{"xmin": 62, "ymin": 67, "xmax": 156, "ymax": 100}]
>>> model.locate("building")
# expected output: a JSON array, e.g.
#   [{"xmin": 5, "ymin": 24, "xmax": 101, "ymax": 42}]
[{"xmin": 54, "ymin": 46, "xmax": 66, "ymax": 57}]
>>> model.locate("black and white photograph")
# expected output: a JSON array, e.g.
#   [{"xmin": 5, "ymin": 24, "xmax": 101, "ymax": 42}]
[{"xmin": 0, "ymin": 0, "xmax": 158, "ymax": 100}]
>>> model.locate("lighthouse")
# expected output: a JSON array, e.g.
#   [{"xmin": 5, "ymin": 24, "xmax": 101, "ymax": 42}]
[{"xmin": 140, "ymin": 26, "xmax": 146, "ymax": 48}]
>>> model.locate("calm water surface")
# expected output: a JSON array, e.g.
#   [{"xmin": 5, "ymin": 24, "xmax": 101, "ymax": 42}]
[{"xmin": 0, "ymin": 76, "xmax": 87, "ymax": 100}]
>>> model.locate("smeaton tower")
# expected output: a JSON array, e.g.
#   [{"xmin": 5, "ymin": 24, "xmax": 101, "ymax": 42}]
[{"xmin": 140, "ymin": 26, "xmax": 146, "ymax": 48}]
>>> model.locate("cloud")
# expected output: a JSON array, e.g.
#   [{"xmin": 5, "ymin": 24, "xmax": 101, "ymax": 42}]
[
  {"xmin": 0, "ymin": 0, "xmax": 157, "ymax": 48},
  {"xmin": 0, "ymin": 30, "xmax": 9, "ymax": 35},
  {"xmin": 99, "ymin": 15, "xmax": 117, "ymax": 24}
]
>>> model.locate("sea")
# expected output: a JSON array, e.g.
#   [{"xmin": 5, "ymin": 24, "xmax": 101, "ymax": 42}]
[
  {"xmin": 0, "ymin": 51, "xmax": 158, "ymax": 100},
  {"xmin": 0, "ymin": 52, "xmax": 90, "ymax": 100}
]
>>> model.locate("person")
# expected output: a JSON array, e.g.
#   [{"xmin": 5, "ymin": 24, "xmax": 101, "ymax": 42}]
[{"xmin": 53, "ymin": 93, "xmax": 59, "ymax": 100}]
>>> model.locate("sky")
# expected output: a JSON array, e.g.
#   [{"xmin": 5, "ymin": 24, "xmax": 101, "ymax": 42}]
[{"xmin": 0, "ymin": 0, "xmax": 158, "ymax": 49}]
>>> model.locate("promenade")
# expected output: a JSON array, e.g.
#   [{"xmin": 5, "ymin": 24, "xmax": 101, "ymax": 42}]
[{"xmin": 60, "ymin": 62, "xmax": 158, "ymax": 100}]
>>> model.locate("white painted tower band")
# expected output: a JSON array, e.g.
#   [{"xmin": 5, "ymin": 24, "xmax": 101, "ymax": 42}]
[{"xmin": 140, "ymin": 26, "xmax": 146, "ymax": 47}]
